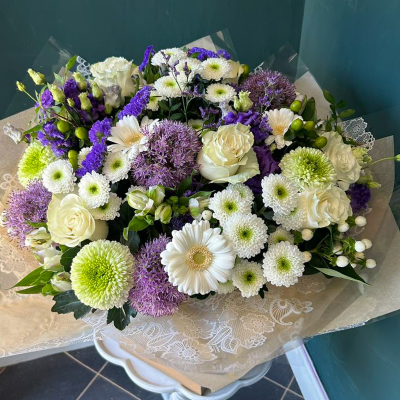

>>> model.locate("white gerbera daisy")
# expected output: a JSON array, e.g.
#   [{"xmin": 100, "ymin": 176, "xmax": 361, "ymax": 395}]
[
  {"xmin": 151, "ymin": 47, "xmax": 186, "ymax": 67},
  {"xmin": 268, "ymin": 227, "xmax": 294, "ymax": 246},
  {"xmin": 90, "ymin": 193, "xmax": 122, "ymax": 221},
  {"xmin": 188, "ymin": 119, "xmax": 204, "ymax": 132},
  {"xmin": 103, "ymin": 152, "xmax": 131, "ymax": 183},
  {"xmin": 42, "ymin": 160, "xmax": 76, "ymax": 194},
  {"xmin": 154, "ymin": 76, "xmax": 185, "ymax": 98},
  {"xmin": 232, "ymin": 260, "xmax": 266, "ymax": 298},
  {"xmin": 174, "ymin": 58, "xmax": 201, "ymax": 83},
  {"xmin": 108, "ymin": 115, "xmax": 148, "ymax": 160},
  {"xmin": 273, "ymin": 206, "xmax": 306, "ymax": 231},
  {"xmin": 160, "ymin": 220, "xmax": 236, "ymax": 295},
  {"xmin": 78, "ymin": 171, "xmax": 110, "ymax": 209},
  {"xmin": 261, "ymin": 174, "xmax": 298, "ymax": 215},
  {"xmin": 147, "ymin": 90, "xmax": 165, "ymax": 112},
  {"xmin": 217, "ymin": 280, "xmax": 235, "ymax": 295},
  {"xmin": 263, "ymin": 242, "xmax": 305, "ymax": 287},
  {"xmin": 78, "ymin": 147, "xmax": 92, "ymax": 168},
  {"xmin": 205, "ymin": 83, "xmax": 235, "ymax": 103},
  {"xmin": 200, "ymin": 58, "xmax": 231, "ymax": 81},
  {"xmin": 208, "ymin": 189, "xmax": 251, "ymax": 226},
  {"xmin": 224, "ymin": 214, "xmax": 268, "ymax": 258},
  {"xmin": 265, "ymin": 109, "xmax": 298, "ymax": 149},
  {"xmin": 227, "ymin": 183, "xmax": 254, "ymax": 209}
]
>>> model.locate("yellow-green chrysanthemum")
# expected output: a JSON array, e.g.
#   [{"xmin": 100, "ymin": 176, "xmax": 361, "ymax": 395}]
[
  {"xmin": 17, "ymin": 141, "xmax": 56, "ymax": 186},
  {"xmin": 280, "ymin": 147, "xmax": 336, "ymax": 190},
  {"xmin": 71, "ymin": 240, "xmax": 135, "ymax": 310}
]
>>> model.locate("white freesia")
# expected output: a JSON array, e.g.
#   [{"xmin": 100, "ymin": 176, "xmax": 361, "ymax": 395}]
[
  {"xmin": 47, "ymin": 194, "xmax": 108, "ymax": 247},
  {"xmin": 298, "ymin": 185, "xmax": 352, "ymax": 229},
  {"xmin": 90, "ymin": 57, "xmax": 136, "ymax": 97},
  {"xmin": 321, "ymin": 131, "xmax": 361, "ymax": 190},
  {"xmin": 198, "ymin": 123, "xmax": 259, "ymax": 183},
  {"xmin": 25, "ymin": 227, "xmax": 52, "ymax": 250}
]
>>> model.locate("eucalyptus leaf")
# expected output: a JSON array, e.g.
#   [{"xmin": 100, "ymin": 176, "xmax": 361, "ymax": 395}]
[
  {"xmin": 170, "ymin": 113, "xmax": 183, "ymax": 120},
  {"xmin": 158, "ymin": 101, "xmax": 169, "ymax": 111},
  {"xmin": 170, "ymin": 102, "xmax": 182, "ymax": 112},
  {"xmin": 107, "ymin": 303, "xmax": 137, "ymax": 330}
]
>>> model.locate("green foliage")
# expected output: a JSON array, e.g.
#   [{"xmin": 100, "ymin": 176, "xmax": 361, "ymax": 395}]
[
  {"xmin": 127, "ymin": 216, "xmax": 149, "ymax": 232},
  {"xmin": 302, "ymin": 97, "xmax": 317, "ymax": 121},
  {"xmin": 51, "ymin": 290, "xmax": 91, "ymax": 319},
  {"xmin": 176, "ymin": 174, "xmax": 193, "ymax": 197},
  {"xmin": 107, "ymin": 303, "xmax": 137, "ymax": 330}
]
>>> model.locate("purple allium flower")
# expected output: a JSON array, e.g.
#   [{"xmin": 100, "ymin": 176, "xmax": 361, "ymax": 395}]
[
  {"xmin": 347, "ymin": 184, "xmax": 371, "ymax": 213},
  {"xmin": 171, "ymin": 214, "xmax": 194, "ymax": 231},
  {"xmin": 37, "ymin": 121, "xmax": 75, "ymax": 157},
  {"xmin": 132, "ymin": 120, "xmax": 201, "ymax": 188},
  {"xmin": 41, "ymin": 89, "xmax": 54, "ymax": 109},
  {"xmin": 224, "ymin": 111, "xmax": 268, "ymax": 142},
  {"xmin": 119, "ymin": 86, "xmax": 152, "ymax": 119},
  {"xmin": 129, "ymin": 235, "xmax": 187, "ymax": 317},
  {"xmin": 4, "ymin": 181, "xmax": 52, "ymax": 246},
  {"xmin": 245, "ymin": 144, "xmax": 280, "ymax": 194},
  {"xmin": 139, "ymin": 45, "xmax": 155, "ymax": 72},
  {"xmin": 240, "ymin": 70, "xmax": 296, "ymax": 110}
]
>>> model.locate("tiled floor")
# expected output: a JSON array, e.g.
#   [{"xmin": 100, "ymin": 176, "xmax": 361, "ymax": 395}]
[{"xmin": 0, "ymin": 347, "xmax": 303, "ymax": 400}]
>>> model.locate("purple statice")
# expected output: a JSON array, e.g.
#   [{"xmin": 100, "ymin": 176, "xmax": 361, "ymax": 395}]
[
  {"xmin": 4, "ymin": 181, "xmax": 52, "ymax": 247},
  {"xmin": 187, "ymin": 47, "xmax": 230, "ymax": 61},
  {"xmin": 217, "ymin": 49, "xmax": 231, "ymax": 60},
  {"xmin": 119, "ymin": 86, "xmax": 152, "ymax": 119},
  {"xmin": 37, "ymin": 121, "xmax": 75, "ymax": 157},
  {"xmin": 347, "ymin": 184, "xmax": 371, "ymax": 213},
  {"xmin": 41, "ymin": 89, "xmax": 54, "ymax": 109},
  {"xmin": 171, "ymin": 214, "xmax": 194, "ymax": 231},
  {"xmin": 88, "ymin": 117, "xmax": 112, "ymax": 145},
  {"xmin": 245, "ymin": 144, "xmax": 280, "ymax": 194},
  {"xmin": 129, "ymin": 235, "xmax": 187, "ymax": 317},
  {"xmin": 224, "ymin": 110, "xmax": 269, "ymax": 142},
  {"xmin": 240, "ymin": 70, "xmax": 296, "ymax": 110},
  {"xmin": 63, "ymin": 79, "xmax": 81, "ymax": 106},
  {"xmin": 132, "ymin": 120, "xmax": 201, "ymax": 188},
  {"xmin": 139, "ymin": 45, "xmax": 155, "ymax": 72}
]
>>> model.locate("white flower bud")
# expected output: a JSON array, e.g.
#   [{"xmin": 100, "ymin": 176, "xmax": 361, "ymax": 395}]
[
  {"xmin": 351, "ymin": 263, "xmax": 357, "ymax": 268},
  {"xmin": 361, "ymin": 238, "xmax": 372, "ymax": 249},
  {"xmin": 333, "ymin": 242, "xmax": 343, "ymax": 255},
  {"xmin": 355, "ymin": 216, "xmax": 367, "ymax": 227},
  {"xmin": 303, "ymin": 251, "xmax": 312, "ymax": 263},
  {"xmin": 202, "ymin": 210, "xmax": 213, "ymax": 221},
  {"xmin": 366, "ymin": 259, "xmax": 377, "ymax": 269},
  {"xmin": 301, "ymin": 229, "xmax": 314, "ymax": 241},
  {"xmin": 25, "ymin": 227, "xmax": 52, "ymax": 251},
  {"xmin": 4, "ymin": 123, "xmax": 24, "ymax": 144},
  {"xmin": 354, "ymin": 252, "xmax": 365, "ymax": 260},
  {"xmin": 146, "ymin": 185, "xmax": 165, "ymax": 206},
  {"xmin": 51, "ymin": 272, "xmax": 72, "ymax": 292},
  {"xmin": 354, "ymin": 241, "xmax": 366, "ymax": 252},
  {"xmin": 338, "ymin": 223, "xmax": 350, "ymax": 232},
  {"xmin": 336, "ymin": 255, "xmax": 349, "ymax": 267},
  {"xmin": 127, "ymin": 190, "xmax": 150, "ymax": 210}
]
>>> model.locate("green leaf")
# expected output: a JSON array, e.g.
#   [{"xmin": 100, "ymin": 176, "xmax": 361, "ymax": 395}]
[
  {"xmin": 16, "ymin": 285, "xmax": 45, "ymax": 294},
  {"xmin": 120, "ymin": 230, "xmax": 140, "ymax": 254},
  {"xmin": 284, "ymin": 129, "xmax": 295, "ymax": 141},
  {"xmin": 51, "ymin": 290, "xmax": 91, "ymax": 319},
  {"xmin": 31, "ymin": 270, "xmax": 54, "ymax": 286},
  {"xmin": 23, "ymin": 123, "xmax": 44, "ymax": 136},
  {"xmin": 107, "ymin": 303, "xmax": 137, "ymax": 330},
  {"xmin": 302, "ymin": 97, "xmax": 316, "ymax": 121},
  {"xmin": 158, "ymin": 101, "xmax": 169, "ymax": 112},
  {"xmin": 336, "ymin": 100, "xmax": 346, "ymax": 108},
  {"xmin": 325, "ymin": 121, "xmax": 332, "ymax": 131},
  {"xmin": 170, "ymin": 102, "xmax": 182, "ymax": 112},
  {"xmin": 176, "ymin": 175, "xmax": 192, "ymax": 197},
  {"xmin": 313, "ymin": 266, "xmax": 368, "ymax": 284},
  {"xmin": 338, "ymin": 109, "xmax": 355, "ymax": 119},
  {"xmin": 66, "ymin": 55, "xmax": 78, "ymax": 71},
  {"xmin": 60, "ymin": 246, "xmax": 83, "ymax": 272},
  {"xmin": 127, "ymin": 216, "xmax": 149, "ymax": 232},
  {"xmin": 13, "ymin": 266, "xmax": 44, "ymax": 287},
  {"xmin": 53, "ymin": 73, "xmax": 64, "ymax": 83},
  {"xmin": 170, "ymin": 113, "xmax": 183, "ymax": 120},
  {"xmin": 322, "ymin": 89, "xmax": 335, "ymax": 105},
  {"xmin": 42, "ymin": 283, "xmax": 59, "ymax": 296},
  {"xmin": 26, "ymin": 221, "xmax": 47, "ymax": 229}
]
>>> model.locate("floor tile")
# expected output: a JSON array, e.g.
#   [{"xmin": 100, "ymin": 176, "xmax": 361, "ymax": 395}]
[
  {"xmin": 284, "ymin": 389, "xmax": 303, "ymax": 399},
  {"xmin": 80, "ymin": 376, "xmax": 135, "ymax": 400},
  {"xmin": 289, "ymin": 377, "xmax": 303, "ymax": 396},
  {"xmin": 231, "ymin": 376, "xmax": 285, "ymax": 400},
  {"xmin": 265, "ymin": 354, "xmax": 293, "ymax": 387},
  {"xmin": 100, "ymin": 363, "xmax": 160, "ymax": 400},
  {"xmin": 67, "ymin": 346, "xmax": 107, "ymax": 371},
  {"xmin": 0, "ymin": 353, "xmax": 95, "ymax": 400}
]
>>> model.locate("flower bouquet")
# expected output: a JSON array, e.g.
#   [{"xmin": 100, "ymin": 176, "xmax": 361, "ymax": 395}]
[{"xmin": 3, "ymin": 41, "xmax": 396, "ymax": 335}]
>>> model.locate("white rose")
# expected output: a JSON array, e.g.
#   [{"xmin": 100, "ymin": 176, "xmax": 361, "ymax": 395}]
[
  {"xmin": 198, "ymin": 123, "xmax": 259, "ymax": 183},
  {"xmin": 321, "ymin": 131, "xmax": 361, "ymax": 190},
  {"xmin": 47, "ymin": 194, "xmax": 108, "ymax": 247},
  {"xmin": 222, "ymin": 60, "xmax": 244, "ymax": 84},
  {"xmin": 298, "ymin": 185, "xmax": 352, "ymax": 229},
  {"xmin": 90, "ymin": 57, "xmax": 136, "ymax": 97},
  {"xmin": 25, "ymin": 227, "xmax": 52, "ymax": 250}
]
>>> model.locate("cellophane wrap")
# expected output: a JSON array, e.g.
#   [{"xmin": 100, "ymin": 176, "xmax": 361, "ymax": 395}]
[{"xmin": 1, "ymin": 32, "xmax": 399, "ymax": 391}]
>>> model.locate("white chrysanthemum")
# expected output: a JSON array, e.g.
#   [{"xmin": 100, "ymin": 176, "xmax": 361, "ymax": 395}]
[
  {"xmin": 90, "ymin": 193, "xmax": 122, "ymax": 221},
  {"xmin": 188, "ymin": 119, "xmax": 204, "ymax": 132},
  {"xmin": 261, "ymin": 174, "xmax": 298, "ymax": 215},
  {"xmin": 108, "ymin": 115, "xmax": 148, "ymax": 160},
  {"xmin": 161, "ymin": 220, "xmax": 236, "ymax": 295},
  {"xmin": 263, "ymin": 242, "xmax": 305, "ymax": 287},
  {"xmin": 273, "ymin": 206, "xmax": 306, "ymax": 231},
  {"xmin": 42, "ymin": 160, "xmax": 76, "ymax": 194},
  {"xmin": 205, "ymin": 83, "xmax": 235, "ymax": 103},
  {"xmin": 78, "ymin": 171, "xmax": 110, "ymax": 209},
  {"xmin": 217, "ymin": 280, "xmax": 235, "ymax": 295},
  {"xmin": 147, "ymin": 90, "xmax": 165, "ymax": 112},
  {"xmin": 227, "ymin": 183, "xmax": 254, "ymax": 209},
  {"xmin": 78, "ymin": 147, "xmax": 92, "ymax": 168},
  {"xmin": 103, "ymin": 152, "xmax": 131, "ymax": 183},
  {"xmin": 154, "ymin": 76, "xmax": 185, "ymax": 98},
  {"xmin": 232, "ymin": 260, "xmax": 265, "ymax": 298},
  {"xmin": 208, "ymin": 189, "xmax": 251, "ymax": 226},
  {"xmin": 265, "ymin": 109, "xmax": 298, "ymax": 149},
  {"xmin": 224, "ymin": 214, "xmax": 268, "ymax": 258},
  {"xmin": 151, "ymin": 47, "xmax": 186, "ymax": 67},
  {"xmin": 268, "ymin": 227, "xmax": 294, "ymax": 246},
  {"xmin": 200, "ymin": 58, "xmax": 231, "ymax": 81},
  {"xmin": 174, "ymin": 58, "xmax": 201, "ymax": 83}
]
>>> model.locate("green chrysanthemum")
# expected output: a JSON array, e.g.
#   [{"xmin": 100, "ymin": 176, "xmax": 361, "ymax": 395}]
[
  {"xmin": 71, "ymin": 240, "xmax": 135, "ymax": 310},
  {"xmin": 280, "ymin": 147, "xmax": 336, "ymax": 190},
  {"xmin": 17, "ymin": 141, "xmax": 56, "ymax": 186}
]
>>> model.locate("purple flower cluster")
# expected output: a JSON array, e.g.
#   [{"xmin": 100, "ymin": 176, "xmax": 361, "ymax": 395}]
[
  {"xmin": 171, "ymin": 214, "xmax": 194, "ymax": 231},
  {"xmin": 132, "ymin": 120, "xmax": 201, "ymax": 188},
  {"xmin": 4, "ymin": 181, "xmax": 52, "ymax": 247},
  {"xmin": 37, "ymin": 121, "xmax": 75, "ymax": 157},
  {"xmin": 119, "ymin": 86, "xmax": 152, "ymax": 119},
  {"xmin": 139, "ymin": 45, "xmax": 155, "ymax": 72},
  {"xmin": 187, "ymin": 47, "xmax": 230, "ymax": 61},
  {"xmin": 129, "ymin": 235, "xmax": 187, "ymax": 317},
  {"xmin": 224, "ymin": 110, "xmax": 269, "ymax": 142},
  {"xmin": 41, "ymin": 89, "xmax": 54, "ymax": 109},
  {"xmin": 240, "ymin": 70, "xmax": 296, "ymax": 110},
  {"xmin": 347, "ymin": 184, "xmax": 371, "ymax": 213},
  {"xmin": 76, "ymin": 118, "xmax": 113, "ymax": 177},
  {"xmin": 246, "ymin": 144, "xmax": 280, "ymax": 194}
]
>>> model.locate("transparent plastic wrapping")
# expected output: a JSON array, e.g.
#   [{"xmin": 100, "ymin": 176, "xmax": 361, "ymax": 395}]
[{"xmin": 1, "ymin": 32, "xmax": 399, "ymax": 391}]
